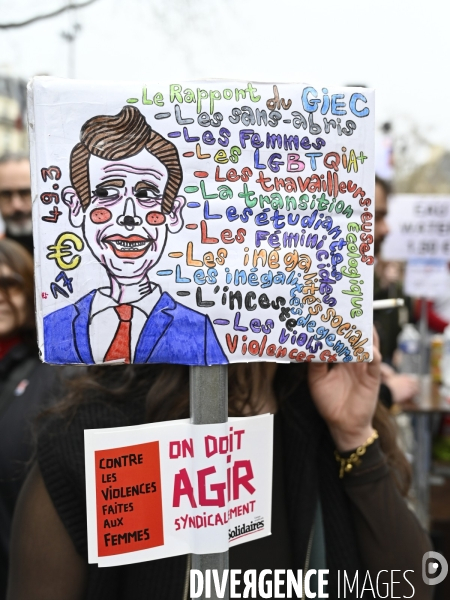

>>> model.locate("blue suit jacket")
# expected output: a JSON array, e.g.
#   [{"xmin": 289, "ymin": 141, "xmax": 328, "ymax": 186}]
[{"xmin": 43, "ymin": 291, "xmax": 228, "ymax": 366}]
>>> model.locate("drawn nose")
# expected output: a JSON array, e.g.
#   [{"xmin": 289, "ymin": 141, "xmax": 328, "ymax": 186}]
[
  {"xmin": 123, "ymin": 215, "xmax": 135, "ymax": 227},
  {"xmin": 117, "ymin": 198, "xmax": 143, "ymax": 231}
]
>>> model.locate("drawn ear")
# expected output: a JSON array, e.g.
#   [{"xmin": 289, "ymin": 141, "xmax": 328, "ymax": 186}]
[
  {"xmin": 166, "ymin": 196, "xmax": 185, "ymax": 234},
  {"xmin": 62, "ymin": 187, "xmax": 84, "ymax": 228}
]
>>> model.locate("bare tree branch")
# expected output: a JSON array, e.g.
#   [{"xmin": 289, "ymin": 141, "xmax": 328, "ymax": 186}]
[{"xmin": 0, "ymin": 0, "xmax": 100, "ymax": 29}]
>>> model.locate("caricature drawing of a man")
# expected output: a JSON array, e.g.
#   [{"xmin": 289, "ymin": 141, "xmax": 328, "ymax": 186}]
[{"xmin": 43, "ymin": 106, "xmax": 227, "ymax": 366}]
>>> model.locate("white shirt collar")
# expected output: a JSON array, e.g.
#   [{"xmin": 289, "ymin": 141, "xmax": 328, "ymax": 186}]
[{"xmin": 90, "ymin": 284, "xmax": 162, "ymax": 320}]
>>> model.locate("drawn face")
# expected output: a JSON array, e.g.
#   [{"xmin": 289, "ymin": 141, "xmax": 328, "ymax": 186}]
[{"xmin": 76, "ymin": 149, "xmax": 183, "ymax": 281}]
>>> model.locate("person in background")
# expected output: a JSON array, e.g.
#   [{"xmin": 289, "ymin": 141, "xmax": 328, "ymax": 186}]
[
  {"xmin": 0, "ymin": 239, "xmax": 58, "ymax": 599},
  {"xmin": 373, "ymin": 175, "xmax": 419, "ymax": 406},
  {"xmin": 373, "ymin": 175, "xmax": 391, "ymax": 260},
  {"xmin": 0, "ymin": 156, "xmax": 33, "ymax": 255}
]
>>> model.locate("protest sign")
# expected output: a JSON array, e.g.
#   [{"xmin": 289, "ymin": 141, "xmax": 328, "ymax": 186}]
[
  {"xmin": 382, "ymin": 194, "xmax": 450, "ymax": 260},
  {"xmin": 84, "ymin": 414, "xmax": 273, "ymax": 567},
  {"xmin": 29, "ymin": 78, "xmax": 375, "ymax": 366},
  {"xmin": 404, "ymin": 258, "xmax": 450, "ymax": 299}
]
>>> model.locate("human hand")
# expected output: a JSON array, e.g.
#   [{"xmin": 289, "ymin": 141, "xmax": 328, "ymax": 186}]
[
  {"xmin": 380, "ymin": 362, "xmax": 396, "ymax": 379},
  {"xmin": 307, "ymin": 330, "xmax": 381, "ymax": 451},
  {"xmin": 382, "ymin": 371, "xmax": 419, "ymax": 404}
]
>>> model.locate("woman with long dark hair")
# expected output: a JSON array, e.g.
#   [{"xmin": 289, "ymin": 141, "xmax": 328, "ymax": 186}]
[
  {"xmin": 0, "ymin": 239, "xmax": 59, "ymax": 599},
  {"xmin": 7, "ymin": 337, "xmax": 432, "ymax": 599}
]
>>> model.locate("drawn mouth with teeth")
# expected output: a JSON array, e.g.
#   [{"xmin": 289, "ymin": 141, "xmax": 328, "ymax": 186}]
[{"xmin": 104, "ymin": 234, "xmax": 155, "ymax": 259}]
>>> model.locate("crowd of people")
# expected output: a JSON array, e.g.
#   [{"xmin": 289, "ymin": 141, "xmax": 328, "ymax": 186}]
[
  {"xmin": 0, "ymin": 153, "xmax": 436, "ymax": 599},
  {"xmin": 0, "ymin": 154, "xmax": 61, "ymax": 596}
]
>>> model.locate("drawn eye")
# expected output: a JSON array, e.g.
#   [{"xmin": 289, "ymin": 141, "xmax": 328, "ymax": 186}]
[
  {"xmin": 135, "ymin": 189, "xmax": 159, "ymax": 199},
  {"xmin": 90, "ymin": 208, "xmax": 112, "ymax": 223},
  {"xmin": 96, "ymin": 188, "xmax": 119, "ymax": 199}
]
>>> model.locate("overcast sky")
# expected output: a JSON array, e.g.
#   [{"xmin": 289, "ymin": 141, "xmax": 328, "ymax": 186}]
[{"xmin": 0, "ymin": 0, "xmax": 447, "ymax": 149}]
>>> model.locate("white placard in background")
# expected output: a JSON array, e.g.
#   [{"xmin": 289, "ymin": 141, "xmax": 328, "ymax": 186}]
[
  {"xmin": 404, "ymin": 258, "xmax": 450, "ymax": 299},
  {"xmin": 382, "ymin": 194, "xmax": 450, "ymax": 260}
]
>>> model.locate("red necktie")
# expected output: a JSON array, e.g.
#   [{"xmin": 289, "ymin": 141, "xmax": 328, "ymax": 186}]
[{"xmin": 104, "ymin": 304, "xmax": 133, "ymax": 364}]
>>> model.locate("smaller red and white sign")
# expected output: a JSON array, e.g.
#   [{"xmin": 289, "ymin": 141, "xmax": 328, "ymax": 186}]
[
  {"xmin": 95, "ymin": 441, "xmax": 164, "ymax": 557},
  {"xmin": 85, "ymin": 415, "xmax": 273, "ymax": 567}
]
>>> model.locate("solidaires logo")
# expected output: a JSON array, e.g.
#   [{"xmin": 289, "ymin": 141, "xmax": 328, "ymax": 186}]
[{"xmin": 229, "ymin": 517, "xmax": 264, "ymax": 541}]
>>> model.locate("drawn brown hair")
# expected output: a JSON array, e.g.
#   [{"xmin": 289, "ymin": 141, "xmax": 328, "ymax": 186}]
[{"xmin": 69, "ymin": 106, "xmax": 183, "ymax": 214}]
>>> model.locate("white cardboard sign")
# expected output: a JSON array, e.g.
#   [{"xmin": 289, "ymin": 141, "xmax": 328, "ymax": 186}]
[
  {"xmin": 84, "ymin": 414, "xmax": 273, "ymax": 567},
  {"xmin": 404, "ymin": 258, "xmax": 450, "ymax": 299},
  {"xmin": 382, "ymin": 194, "xmax": 450, "ymax": 260},
  {"xmin": 29, "ymin": 78, "xmax": 375, "ymax": 366}
]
